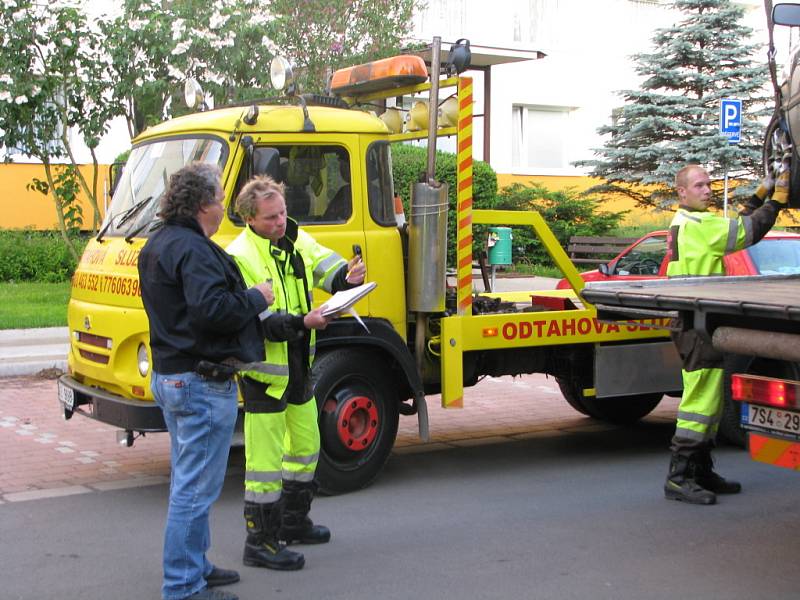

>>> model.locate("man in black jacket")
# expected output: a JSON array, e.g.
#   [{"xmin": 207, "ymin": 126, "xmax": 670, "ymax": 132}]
[{"xmin": 138, "ymin": 162, "xmax": 273, "ymax": 600}]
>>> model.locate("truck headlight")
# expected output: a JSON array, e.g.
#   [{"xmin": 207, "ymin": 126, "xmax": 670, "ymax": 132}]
[{"xmin": 137, "ymin": 343, "xmax": 150, "ymax": 377}]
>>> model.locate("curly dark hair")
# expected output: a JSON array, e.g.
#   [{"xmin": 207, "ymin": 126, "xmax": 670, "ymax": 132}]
[{"xmin": 159, "ymin": 162, "xmax": 222, "ymax": 221}]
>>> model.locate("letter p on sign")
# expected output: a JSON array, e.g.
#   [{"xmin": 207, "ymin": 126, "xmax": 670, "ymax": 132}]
[{"xmin": 720, "ymin": 98, "xmax": 742, "ymax": 144}]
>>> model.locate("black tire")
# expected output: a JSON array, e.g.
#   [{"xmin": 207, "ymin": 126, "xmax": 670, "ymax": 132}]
[
  {"xmin": 312, "ymin": 349, "xmax": 399, "ymax": 495},
  {"xmin": 720, "ymin": 354, "xmax": 800, "ymax": 447},
  {"xmin": 557, "ymin": 376, "xmax": 662, "ymax": 423},
  {"xmin": 581, "ymin": 393, "xmax": 663, "ymax": 424},
  {"xmin": 556, "ymin": 377, "xmax": 591, "ymax": 416}
]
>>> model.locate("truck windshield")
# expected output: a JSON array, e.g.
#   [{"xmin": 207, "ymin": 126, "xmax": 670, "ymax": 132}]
[
  {"xmin": 748, "ymin": 238, "xmax": 800, "ymax": 275},
  {"xmin": 100, "ymin": 137, "xmax": 226, "ymax": 238}
]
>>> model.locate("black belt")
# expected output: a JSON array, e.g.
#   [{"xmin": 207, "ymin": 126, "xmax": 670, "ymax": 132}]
[{"xmin": 195, "ymin": 360, "xmax": 238, "ymax": 382}]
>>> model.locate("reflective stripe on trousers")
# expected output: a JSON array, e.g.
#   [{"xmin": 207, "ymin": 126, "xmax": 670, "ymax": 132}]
[
  {"xmin": 244, "ymin": 396, "xmax": 320, "ymax": 500},
  {"xmin": 672, "ymin": 367, "xmax": 724, "ymax": 448}
]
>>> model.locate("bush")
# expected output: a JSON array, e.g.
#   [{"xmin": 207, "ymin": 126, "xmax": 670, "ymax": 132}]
[
  {"xmin": 391, "ymin": 144, "xmax": 497, "ymax": 266},
  {"xmin": 0, "ymin": 230, "xmax": 88, "ymax": 283},
  {"xmin": 492, "ymin": 183, "xmax": 628, "ymax": 266}
]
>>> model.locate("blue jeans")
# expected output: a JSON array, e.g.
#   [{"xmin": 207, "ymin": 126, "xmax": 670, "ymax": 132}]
[{"xmin": 152, "ymin": 371, "xmax": 238, "ymax": 600}]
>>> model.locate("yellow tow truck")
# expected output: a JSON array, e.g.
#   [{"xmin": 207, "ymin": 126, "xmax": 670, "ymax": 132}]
[{"xmin": 58, "ymin": 40, "xmax": 682, "ymax": 493}]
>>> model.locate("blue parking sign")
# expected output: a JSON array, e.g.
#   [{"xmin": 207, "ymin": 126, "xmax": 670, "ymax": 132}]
[{"xmin": 720, "ymin": 98, "xmax": 742, "ymax": 144}]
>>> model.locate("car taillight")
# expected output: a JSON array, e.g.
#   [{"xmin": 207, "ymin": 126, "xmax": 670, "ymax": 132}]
[{"xmin": 731, "ymin": 374, "xmax": 800, "ymax": 409}]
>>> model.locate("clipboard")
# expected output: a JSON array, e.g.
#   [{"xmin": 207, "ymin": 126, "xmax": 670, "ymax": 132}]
[{"xmin": 321, "ymin": 281, "xmax": 377, "ymax": 317}]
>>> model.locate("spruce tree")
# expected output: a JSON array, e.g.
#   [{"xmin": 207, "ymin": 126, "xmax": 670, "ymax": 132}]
[{"xmin": 575, "ymin": 0, "xmax": 771, "ymax": 208}]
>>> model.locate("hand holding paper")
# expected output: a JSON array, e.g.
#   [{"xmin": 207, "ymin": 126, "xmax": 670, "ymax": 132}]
[{"xmin": 320, "ymin": 282, "xmax": 377, "ymax": 332}]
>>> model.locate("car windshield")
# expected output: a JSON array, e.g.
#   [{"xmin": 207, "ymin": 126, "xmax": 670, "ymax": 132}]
[
  {"xmin": 747, "ymin": 238, "xmax": 800, "ymax": 275},
  {"xmin": 100, "ymin": 137, "xmax": 226, "ymax": 239}
]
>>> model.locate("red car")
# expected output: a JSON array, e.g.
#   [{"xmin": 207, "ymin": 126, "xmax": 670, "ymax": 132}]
[{"xmin": 556, "ymin": 230, "xmax": 800, "ymax": 289}]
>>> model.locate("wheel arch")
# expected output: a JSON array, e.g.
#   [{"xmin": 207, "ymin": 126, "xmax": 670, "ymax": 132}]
[{"xmin": 316, "ymin": 318, "xmax": 424, "ymax": 408}]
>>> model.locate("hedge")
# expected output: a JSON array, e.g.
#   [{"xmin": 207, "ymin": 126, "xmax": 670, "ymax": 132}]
[
  {"xmin": 0, "ymin": 230, "xmax": 87, "ymax": 283},
  {"xmin": 391, "ymin": 144, "xmax": 497, "ymax": 266}
]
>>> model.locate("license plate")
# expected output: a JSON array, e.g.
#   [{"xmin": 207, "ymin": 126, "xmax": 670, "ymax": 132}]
[
  {"xmin": 742, "ymin": 403, "xmax": 800, "ymax": 437},
  {"xmin": 57, "ymin": 381, "xmax": 75, "ymax": 412}
]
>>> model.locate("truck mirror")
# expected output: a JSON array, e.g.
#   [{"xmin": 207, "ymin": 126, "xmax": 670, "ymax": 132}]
[
  {"xmin": 109, "ymin": 161, "xmax": 125, "ymax": 196},
  {"xmin": 773, "ymin": 3, "xmax": 800, "ymax": 26}
]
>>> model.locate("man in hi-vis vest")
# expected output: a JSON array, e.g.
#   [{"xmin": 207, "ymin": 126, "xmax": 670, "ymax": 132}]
[
  {"xmin": 227, "ymin": 176, "xmax": 365, "ymax": 570},
  {"xmin": 664, "ymin": 163, "xmax": 789, "ymax": 505}
]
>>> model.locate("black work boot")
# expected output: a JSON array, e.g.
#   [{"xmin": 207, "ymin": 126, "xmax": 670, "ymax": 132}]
[
  {"xmin": 243, "ymin": 501, "xmax": 305, "ymax": 570},
  {"xmin": 694, "ymin": 444, "xmax": 742, "ymax": 494},
  {"xmin": 279, "ymin": 481, "xmax": 331, "ymax": 545},
  {"xmin": 664, "ymin": 453, "xmax": 716, "ymax": 505}
]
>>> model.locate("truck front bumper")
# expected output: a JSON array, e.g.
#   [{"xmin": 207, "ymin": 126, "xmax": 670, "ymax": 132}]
[{"xmin": 57, "ymin": 374, "xmax": 166, "ymax": 432}]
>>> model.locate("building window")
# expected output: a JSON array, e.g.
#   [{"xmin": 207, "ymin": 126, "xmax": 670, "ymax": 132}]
[{"xmin": 512, "ymin": 105, "xmax": 571, "ymax": 170}]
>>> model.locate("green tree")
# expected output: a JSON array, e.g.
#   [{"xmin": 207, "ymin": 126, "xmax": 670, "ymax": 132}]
[
  {"xmin": 493, "ymin": 184, "xmax": 626, "ymax": 266},
  {"xmin": 575, "ymin": 0, "xmax": 771, "ymax": 209},
  {"xmin": 0, "ymin": 1, "xmax": 121, "ymax": 255},
  {"xmin": 104, "ymin": 0, "xmax": 279, "ymax": 137},
  {"xmin": 269, "ymin": 0, "xmax": 420, "ymax": 93},
  {"xmin": 105, "ymin": 0, "xmax": 424, "ymax": 137}
]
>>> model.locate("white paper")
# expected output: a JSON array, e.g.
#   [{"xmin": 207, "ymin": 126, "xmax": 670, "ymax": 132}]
[{"xmin": 321, "ymin": 281, "xmax": 377, "ymax": 317}]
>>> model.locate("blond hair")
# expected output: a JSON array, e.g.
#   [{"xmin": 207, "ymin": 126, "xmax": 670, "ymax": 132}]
[
  {"xmin": 235, "ymin": 176, "xmax": 286, "ymax": 220},
  {"xmin": 674, "ymin": 164, "xmax": 705, "ymax": 190}
]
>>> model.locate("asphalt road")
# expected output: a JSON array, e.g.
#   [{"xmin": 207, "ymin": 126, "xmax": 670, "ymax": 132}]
[{"xmin": 2, "ymin": 416, "xmax": 798, "ymax": 600}]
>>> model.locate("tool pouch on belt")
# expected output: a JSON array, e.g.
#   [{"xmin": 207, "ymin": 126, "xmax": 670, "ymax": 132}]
[
  {"xmin": 196, "ymin": 360, "xmax": 238, "ymax": 382},
  {"xmin": 239, "ymin": 375, "xmax": 287, "ymax": 413},
  {"xmin": 669, "ymin": 317, "xmax": 723, "ymax": 371}
]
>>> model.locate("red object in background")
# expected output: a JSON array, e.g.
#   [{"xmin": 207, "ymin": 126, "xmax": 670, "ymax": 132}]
[{"xmin": 556, "ymin": 230, "xmax": 800, "ymax": 289}]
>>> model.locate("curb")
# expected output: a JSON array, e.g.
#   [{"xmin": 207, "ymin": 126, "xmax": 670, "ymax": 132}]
[{"xmin": 0, "ymin": 327, "xmax": 68, "ymax": 377}]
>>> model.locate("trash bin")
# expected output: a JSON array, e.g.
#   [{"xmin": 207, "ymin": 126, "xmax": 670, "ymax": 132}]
[{"xmin": 487, "ymin": 226, "xmax": 512, "ymax": 265}]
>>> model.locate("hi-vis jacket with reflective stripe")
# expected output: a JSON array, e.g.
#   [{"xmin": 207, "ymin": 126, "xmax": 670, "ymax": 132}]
[
  {"xmin": 226, "ymin": 219, "xmax": 346, "ymax": 402},
  {"xmin": 667, "ymin": 198, "xmax": 778, "ymax": 277}
]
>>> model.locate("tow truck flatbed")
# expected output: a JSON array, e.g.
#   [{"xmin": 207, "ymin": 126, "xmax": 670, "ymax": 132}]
[{"xmin": 581, "ymin": 275, "xmax": 800, "ymax": 330}]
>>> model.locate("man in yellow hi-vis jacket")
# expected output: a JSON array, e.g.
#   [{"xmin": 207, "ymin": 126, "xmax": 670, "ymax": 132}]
[
  {"xmin": 665, "ymin": 163, "xmax": 789, "ymax": 505},
  {"xmin": 227, "ymin": 176, "xmax": 365, "ymax": 569}
]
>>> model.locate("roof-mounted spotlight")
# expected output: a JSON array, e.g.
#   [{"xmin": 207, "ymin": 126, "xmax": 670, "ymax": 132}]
[
  {"xmin": 184, "ymin": 78, "xmax": 206, "ymax": 110},
  {"xmin": 270, "ymin": 56, "xmax": 296, "ymax": 95},
  {"xmin": 448, "ymin": 38, "xmax": 471, "ymax": 75}
]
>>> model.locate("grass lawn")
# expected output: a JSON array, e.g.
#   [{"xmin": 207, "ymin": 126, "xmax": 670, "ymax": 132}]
[{"xmin": 0, "ymin": 281, "xmax": 70, "ymax": 330}]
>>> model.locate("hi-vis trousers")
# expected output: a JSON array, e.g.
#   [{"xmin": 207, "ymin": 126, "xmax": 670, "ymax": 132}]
[
  {"xmin": 243, "ymin": 397, "xmax": 320, "ymax": 504},
  {"xmin": 670, "ymin": 320, "xmax": 725, "ymax": 455}
]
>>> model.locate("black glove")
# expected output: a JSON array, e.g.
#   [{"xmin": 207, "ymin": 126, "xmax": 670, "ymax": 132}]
[{"xmin": 263, "ymin": 312, "xmax": 305, "ymax": 342}]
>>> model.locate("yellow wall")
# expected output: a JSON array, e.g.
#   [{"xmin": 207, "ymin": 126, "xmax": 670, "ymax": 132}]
[
  {"xmin": 0, "ymin": 163, "xmax": 109, "ymax": 230},
  {"xmin": 496, "ymin": 173, "xmax": 674, "ymax": 227},
  {"xmin": 4, "ymin": 166, "xmax": 796, "ymax": 230}
]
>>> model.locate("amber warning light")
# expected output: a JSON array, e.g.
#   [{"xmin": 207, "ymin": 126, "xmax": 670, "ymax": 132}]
[{"xmin": 330, "ymin": 55, "xmax": 428, "ymax": 96}]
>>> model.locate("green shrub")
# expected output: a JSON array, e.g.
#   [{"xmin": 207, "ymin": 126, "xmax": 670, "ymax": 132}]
[
  {"xmin": 492, "ymin": 183, "xmax": 628, "ymax": 266},
  {"xmin": 391, "ymin": 144, "xmax": 497, "ymax": 266},
  {"xmin": 0, "ymin": 230, "xmax": 88, "ymax": 283},
  {"xmin": 391, "ymin": 143, "xmax": 626, "ymax": 268}
]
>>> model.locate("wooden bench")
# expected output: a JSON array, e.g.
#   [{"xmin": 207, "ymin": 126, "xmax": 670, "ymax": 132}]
[{"xmin": 567, "ymin": 235, "xmax": 639, "ymax": 265}]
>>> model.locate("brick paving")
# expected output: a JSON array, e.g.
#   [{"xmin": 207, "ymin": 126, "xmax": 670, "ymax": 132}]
[{"xmin": 0, "ymin": 374, "xmax": 679, "ymax": 503}]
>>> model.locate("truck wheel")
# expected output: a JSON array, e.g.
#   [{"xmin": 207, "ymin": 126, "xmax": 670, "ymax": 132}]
[
  {"xmin": 313, "ymin": 349, "xmax": 399, "ymax": 495},
  {"xmin": 557, "ymin": 377, "xmax": 662, "ymax": 423},
  {"xmin": 581, "ymin": 393, "xmax": 663, "ymax": 424},
  {"xmin": 720, "ymin": 355, "xmax": 800, "ymax": 448},
  {"xmin": 556, "ymin": 377, "xmax": 591, "ymax": 416}
]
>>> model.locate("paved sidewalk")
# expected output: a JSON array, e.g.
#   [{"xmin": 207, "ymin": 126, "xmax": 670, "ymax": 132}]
[{"xmin": 0, "ymin": 373, "xmax": 678, "ymax": 504}]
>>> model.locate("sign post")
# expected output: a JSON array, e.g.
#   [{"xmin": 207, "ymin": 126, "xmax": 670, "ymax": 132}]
[{"xmin": 720, "ymin": 98, "xmax": 742, "ymax": 216}]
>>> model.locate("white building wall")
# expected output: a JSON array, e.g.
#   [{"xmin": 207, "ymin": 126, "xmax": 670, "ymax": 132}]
[
  {"xmin": 413, "ymin": 0, "xmax": 778, "ymax": 176},
  {"xmin": 3, "ymin": 0, "xmax": 783, "ymax": 171}
]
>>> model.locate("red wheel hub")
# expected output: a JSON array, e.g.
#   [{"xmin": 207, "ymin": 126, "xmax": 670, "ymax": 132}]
[{"xmin": 335, "ymin": 395, "xmax": 379, "ymax": 451}]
